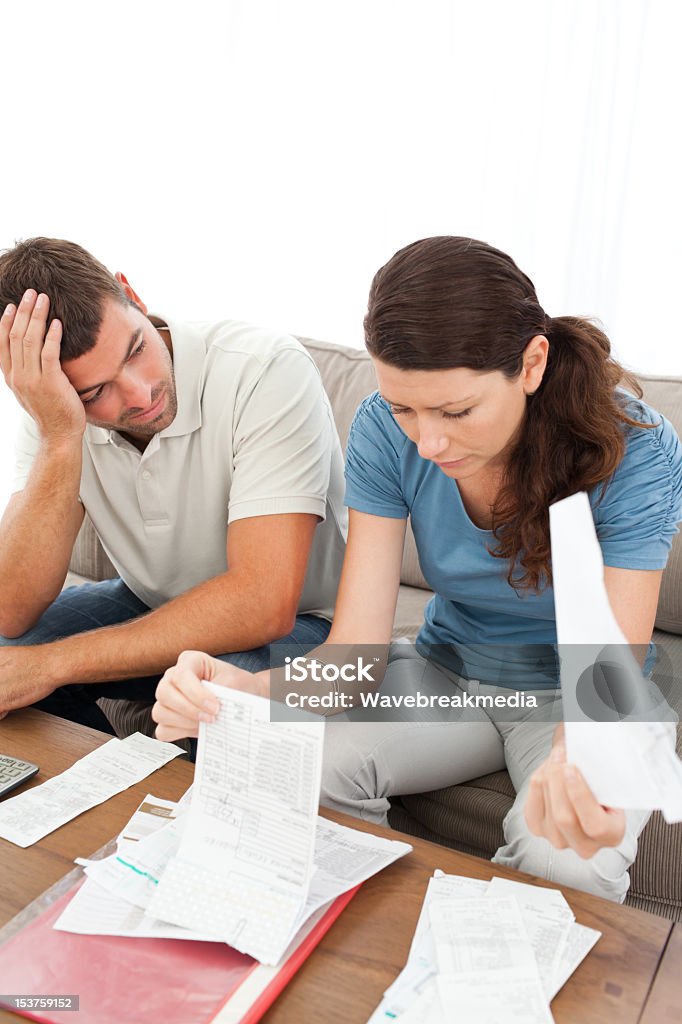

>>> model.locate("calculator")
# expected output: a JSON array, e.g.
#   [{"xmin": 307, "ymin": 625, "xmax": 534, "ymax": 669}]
[{"xmin": 0, "ymin": 755, "xmax": 39, "ymax": 798}]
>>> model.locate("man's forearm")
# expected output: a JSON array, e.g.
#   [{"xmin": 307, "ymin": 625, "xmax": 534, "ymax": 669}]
[
  {"xmin": 44, "ymin": 569, "xmax": 297, "ymax": 685},
  {"xmin": 0, "ymin": 440, "xmax": 84, "ymax": 637}
]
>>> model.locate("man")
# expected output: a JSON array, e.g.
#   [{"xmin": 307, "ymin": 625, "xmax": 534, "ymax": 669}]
[{"xmin": 0, "ymin": 237, "xmax": 346, "ymax": 733}]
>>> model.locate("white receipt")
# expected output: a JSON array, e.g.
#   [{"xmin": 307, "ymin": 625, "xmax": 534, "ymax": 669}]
[
  {"xmin": 486, "ymin": 877, "xmax": 573, "ymax": 996},
  {"xmin": 437, "ymin": 969, "xmax": 554, "ymax": 1023},
  {"xmin": 147, "ymin": 684, "xmax": 325, "ymax": 964},
  {"xmin": 429, "ymin": 896, "xmax": 541, "ymax": 975},
  {"xmin": 394, "ymin": 980, "xmax": 441, "ymax": 1024},
  {"xmin": 429, "ymin": 897, "xmax": 552, "ymax": 1024},
  {"xmin": 73, "ymin": 807, "xmax": 411, "ymax": 934},
  {"xmin": 409, "ymin": 871, "xmax": 489, "ymax": 963},
  {"xmin": 550, "ymin": 492, "xmax": 682, "ymax": 819},
  {"xmin": 0, "ymin": 733, "xmax": 184, "ymax": 847},
  {"xmin": 549, "ymin": 922, "xmax": 601, "ymax": 1000}
]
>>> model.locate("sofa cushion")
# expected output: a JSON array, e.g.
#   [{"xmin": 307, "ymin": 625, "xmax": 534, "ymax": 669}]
[
  {"xmin": 96, "ymin": 697, "xmax": 191, "ymax": 756},
  {"xmin": 389, "ymin": 774, "xmax": 512, "ymax": 860}
]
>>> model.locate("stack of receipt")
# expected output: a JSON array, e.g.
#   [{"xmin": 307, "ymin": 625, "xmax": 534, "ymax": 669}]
[
  {"xmin": 55, "ymin": 685, "xmax": 412, "ymax": 965},
  {"xmin": 368, "ymin": 870, "xmax": 601, "ymax": 1024}
]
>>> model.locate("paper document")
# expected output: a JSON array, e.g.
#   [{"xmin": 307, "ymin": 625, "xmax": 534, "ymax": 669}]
[
  {"xmin": 429, "ymin": 897, "xmax": 551, "ymax": 1023},
  {"xmin": 437, "ymin": 969, "xmax": 554, "ymax": 1024},
  {"xmin": 64, "ymin": 798, "xmax": 410, "ymax": 962},
  {"xmin": 429, "ymin": 896, "xmax": 542, "ymax": 975},
  {"xmin": 81, "ymin": 813, "xmax": 187, "ymax": 911},
  {"xmin": 293, "ymin": 817, "xmax": 411, "ymax": 940},
  {"xmin": 146, "ymin": 684, "xmax": 324, "ymax": 963},
  {"xmin": 367, "ymin": 871, "xmax": 600, "ymax": 1024},
  {"xmin": 486, "ymin": 877, "xmax": 573, "ymax": 997},
  {"xmin": 550, "ymin": 492, "xmax": 682, "ymax": 820},
  {"xmin": 0, "ymin": 733, "xmax": 184, "ymax": 847},
  {"xmin": 409, "ymin": 871, "xmax": 489, "ymax": 963},
  {"xmin": 68, "ymin": 807, "xmax": 411, "ymax": 947}
]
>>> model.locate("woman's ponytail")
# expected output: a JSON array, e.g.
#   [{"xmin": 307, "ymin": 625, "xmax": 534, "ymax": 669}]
[{"xmin": 492, "ymin": 316, "xmax": 648, "ymax": 591}]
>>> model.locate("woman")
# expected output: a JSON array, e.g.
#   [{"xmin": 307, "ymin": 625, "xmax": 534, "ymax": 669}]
[{"xmin": 153, "ymin": 236, "xmax": 682, "ymax": 902}]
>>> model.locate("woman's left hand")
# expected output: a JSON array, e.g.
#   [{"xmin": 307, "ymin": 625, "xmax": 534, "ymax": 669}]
[{"xmin": 525, "ymin": 728, "xmax": 626, "ymax": 858}]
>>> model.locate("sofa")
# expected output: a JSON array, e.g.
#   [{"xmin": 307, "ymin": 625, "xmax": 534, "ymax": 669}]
[{"xmin": 66, "ymin": 336, "xmax": 682, "ymax": 921}]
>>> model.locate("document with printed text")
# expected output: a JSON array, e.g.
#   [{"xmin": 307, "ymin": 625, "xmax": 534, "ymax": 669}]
[
  {"xmin": 145, "ymin": 685, "xmax": 324, "ymax": 962},
  {"xmin": 368, "ymin": 870, "xmax": 600, "ymax": 1023},
  {"xmin": 0, "ymin": 733, "xmax": 184, "ymax": 847}
]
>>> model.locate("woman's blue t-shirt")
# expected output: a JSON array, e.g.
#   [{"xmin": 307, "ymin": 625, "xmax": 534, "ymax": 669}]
[{"xmin": 344, "ymin": 392, "xmax": 682, "ymax": 689}]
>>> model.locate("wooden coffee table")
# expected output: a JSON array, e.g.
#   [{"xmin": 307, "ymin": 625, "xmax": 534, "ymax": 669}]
[
  {"xmin": 639, "ymin": 924, "xmax": 682, "ymax": 1023},
  {"xmin": 0, "ymin": 709, "xmax": 677, "ymax": 1023}
]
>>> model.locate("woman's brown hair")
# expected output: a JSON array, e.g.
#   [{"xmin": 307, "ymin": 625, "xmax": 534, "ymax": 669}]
[{"xmin": 364, "ymin": 236, "xmax": 647, "ymax": 592}]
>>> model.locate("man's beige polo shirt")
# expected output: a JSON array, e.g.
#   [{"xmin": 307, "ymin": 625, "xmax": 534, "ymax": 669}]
[{"xmin": 13, "ymin": 317, "xmax": 347, "ymax": 620}]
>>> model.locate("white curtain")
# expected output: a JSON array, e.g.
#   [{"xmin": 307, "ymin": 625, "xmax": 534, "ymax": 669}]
[{"xmin": 1, "ymin": 0, "xmax": 679, "ymax": 511}]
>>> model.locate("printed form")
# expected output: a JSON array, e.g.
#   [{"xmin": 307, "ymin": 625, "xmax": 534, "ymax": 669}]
[
  {"xmin": 0, "ymin": 733, "xmax": 183, "ymax": 847},
  {"xmin": 429, "ymin": 896, "xmax": 553, "ymax": 1023},
  {"xmin": 550, "ymin": 492, "xmax": 682, "ymax": 820},
  {"xmin": 59, "ymin": 788, "xmax": 411, "ymax": 957},
  {"xmin": 146, "ymin": 684, "xmax": 325, "ymax": 963},
  {"xmin": 58, "ymin": 812, "xmax": 411, "ymax": 950}
]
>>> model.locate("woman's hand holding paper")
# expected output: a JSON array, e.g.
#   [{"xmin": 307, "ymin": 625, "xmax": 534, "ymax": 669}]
[
  {"xmin": 525, "ymin": 726, "xmax": 627, "ymax": 859},
  {"xmin": 152, "ymin": 651, "xmax": 269, "ymax": 742}
]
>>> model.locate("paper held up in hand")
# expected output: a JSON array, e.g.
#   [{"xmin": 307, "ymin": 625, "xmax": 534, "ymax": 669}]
[
  {"xmin": 549, "ymin": 491, "xmax": 682, "ymax": 820},
  {"xmin": 56, "ymin": 686, "xmax": 412, "ymax": 966}
]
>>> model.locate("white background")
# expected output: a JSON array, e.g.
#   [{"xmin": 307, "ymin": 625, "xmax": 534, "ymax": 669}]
[{"xmin": 1, "ymin": 0, "xmax": 680, "ymax": 512}]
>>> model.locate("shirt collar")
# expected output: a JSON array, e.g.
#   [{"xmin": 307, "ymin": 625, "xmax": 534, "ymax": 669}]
[{"xmin": 85, "ymin": 313, "xmax": 206, "ymax": 446}]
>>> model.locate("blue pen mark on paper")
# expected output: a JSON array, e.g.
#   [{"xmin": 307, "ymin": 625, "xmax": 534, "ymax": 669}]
[{"xmin": 115, "ymin": 856, "xmax": 159, "ymax": 885}]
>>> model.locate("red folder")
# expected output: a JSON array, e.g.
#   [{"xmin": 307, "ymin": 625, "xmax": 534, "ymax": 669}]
[{"xmin": 0, "ymin": 879, "xmax": 360, "ymax": 1024}]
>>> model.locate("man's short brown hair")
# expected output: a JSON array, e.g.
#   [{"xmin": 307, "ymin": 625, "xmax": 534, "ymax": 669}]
[{"xmin": 0, "ymin": 237, "xmax": 135, "ymax": 361}]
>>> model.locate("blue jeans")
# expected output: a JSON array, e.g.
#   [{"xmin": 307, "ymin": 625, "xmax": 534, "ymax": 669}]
[{"xmin": 0, "ymin": 578, "xmax": 332, "ymax": 735}]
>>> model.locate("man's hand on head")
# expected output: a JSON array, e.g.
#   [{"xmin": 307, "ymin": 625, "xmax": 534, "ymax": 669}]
[
  {"xmin": 0, "ymin": 646, "xmax": 58, "ymax": 718},
  {"xmin": 0, "ymin": 289, "xmax": 86, "ymax": 445}
]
